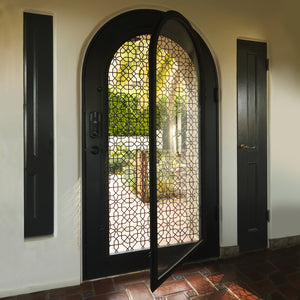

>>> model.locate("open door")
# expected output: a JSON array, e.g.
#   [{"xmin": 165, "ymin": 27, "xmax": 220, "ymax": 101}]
[{"xmin": 149, "ymin": 11, "xmax": 205, "ymax": 291}]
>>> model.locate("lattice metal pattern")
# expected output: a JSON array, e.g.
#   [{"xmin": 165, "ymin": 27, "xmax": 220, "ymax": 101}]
[
  {"xmin": 108, "ymin": 35, "xmax": 199, "ymax": 255},
  {"xmin": 108, "ymin": 35, "xmax": 151, "ymax": 254},
  {"xmin": 156, "ymin": 36, "xmax": 200, "ymax": 247}
]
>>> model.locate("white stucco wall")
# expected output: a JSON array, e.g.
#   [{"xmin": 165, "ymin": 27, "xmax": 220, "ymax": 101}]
[{"xmin": 1, "ymin": 0, "xmax": 300, "ymax": 297}]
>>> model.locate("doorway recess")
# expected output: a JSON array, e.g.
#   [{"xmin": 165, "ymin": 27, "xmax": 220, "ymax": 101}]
[{"xmin": 82, "ymin": 10, "xmax": 219, "ymax": 288}]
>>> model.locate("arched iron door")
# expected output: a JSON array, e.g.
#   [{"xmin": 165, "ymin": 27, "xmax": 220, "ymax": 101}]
[{"xmin": 82, "ymin": 9, "xmax": 219, "ymax": 285}]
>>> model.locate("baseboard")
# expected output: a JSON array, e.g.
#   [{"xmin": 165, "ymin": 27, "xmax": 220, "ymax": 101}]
[
  {"xmin": 0, "ymin": 279, "xmax": 80, "ymax": 299},
  {"xmin": 219, "ymin": 235, "xmax": 300, "ymax": 258},
  {"xmin": 269, "ymin": 234, "xmax": 300, "ymax": 249},
  {"xmin": 220, "ymin": 245, "xmax": 239, "ymax": 258}
]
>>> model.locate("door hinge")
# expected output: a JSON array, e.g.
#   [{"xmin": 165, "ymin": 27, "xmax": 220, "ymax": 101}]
[
  {"xmin": 266, "ymin": 58, "xmax": 270, "ymax": 71},
  {"xmin": 266, "ymin": 209, "xmax": 270, "ymax": 222}
]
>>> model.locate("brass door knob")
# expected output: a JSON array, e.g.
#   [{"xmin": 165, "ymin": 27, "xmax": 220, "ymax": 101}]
[{"xmin": 240, "ymin": 144, "xmax": 256, "ymax": 150}]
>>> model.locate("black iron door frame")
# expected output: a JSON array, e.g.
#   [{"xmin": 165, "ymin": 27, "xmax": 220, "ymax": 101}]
[{"xmin": 82, "ymin": 9, "xmax": 219, "ymax": 282}]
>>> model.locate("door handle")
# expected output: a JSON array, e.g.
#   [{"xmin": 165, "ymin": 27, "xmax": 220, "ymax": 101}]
[
  {"xmin": 89, "ymin": 112, "xmax": 101, "ymax": 138},
  {"xmin": 240, "ymin": 144, "xmax": 256, "ymax": 150}
]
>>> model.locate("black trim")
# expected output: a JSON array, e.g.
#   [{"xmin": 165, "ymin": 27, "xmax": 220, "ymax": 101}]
[{"xmin": 24, "ymin": 13, "xmax": 54, "ymax": 237}]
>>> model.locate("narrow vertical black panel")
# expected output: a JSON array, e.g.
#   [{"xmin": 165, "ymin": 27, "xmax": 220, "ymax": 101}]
[
  {"xmin": 24, "ymin": 13, "xmax": 53, "ymax": 237},
  {"xmin": 237, "ymin": 39, "xmax": 267, "ymax": 251}
]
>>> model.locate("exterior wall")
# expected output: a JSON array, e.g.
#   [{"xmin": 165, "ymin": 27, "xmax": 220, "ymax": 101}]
[{"xmin": 0, "ymin": 0, "xmax": 300, "ymax": 297}]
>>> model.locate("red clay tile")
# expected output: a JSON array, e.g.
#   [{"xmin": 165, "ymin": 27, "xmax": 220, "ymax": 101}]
[
  {"xmin": 294, "ymin": 257, "xmax": 300, "ymax": 268},
  {"xmin": 191, "ymin": 290, "xmax": 236, "ymax": 300},
  {"xmin": 153, "ymin": 279, "xmax": 190, "ymax": 297},
  {"xmin": 93, "ymin": 278, "xmax": 115, "ymax": 295},
  {"xmin": 7, "ymin": 245, "xmax": 300, "ymax": 300},
  {"xmin": 206, "ymin": 269, "xmax": 241, "ymax": 285},
  {"xmin": 49, "ymin": 282, "xmax": 93, "ymax": 297},
  {"xmin": 287, "ymin": 272, "xmax": 300, "ymax": 288},
  {"xmin": 126, "ymin": 282, "xmax": 152, "ymax": 300},
  {"xmin": 267, "ymin": 292, "xmax": 287, "ymax": 300},
  {"xmin": 276, "ymin": 264, "xmax": 298, "ymax": 275},
  {"xmin": 278, "ymin": 283, "xmax": 300, "ymax": 300},
  {"xmin": 113, "ymin": 271, "xmax": 149, "ymax": 290},
  {"xmin": 206, "ymin": 273, "xmax": 225, "ymax": 286},
  {"xmin": 269, "ymin": 271, "xmax": 288, "ymax": 285},
  {"xmin": 86, "ymin": 291, "xmax": 129, "ymax": 300},
  {"xmin": 65, "ymin": 295, "xmax": 83, "ymax": 300},
  {"xmin": 268, "ymin": 257, "xmax": 298, "ymax": 275},
  {"xmin": 184, "ymin": 273, "xmax": 216, "ymax": 295},
  {"xmin": 158, "ymin": 274, "xmax": 175, "ymax": 283},
  {"xmin": 255, "ymin": 262, "xmax": 277, "ymax": 274},
  {"xmin": 236, "ymin": 264, "xmax": 266, "ymax": 282},
  {"xmin": 185, "ymin": 289, "xmax": 198, "ymax": 298},
  {"xmin": 222, "ymin": 255, "xmax": 248, "ymax": 266},
  {"xmin": 244, "ymin": 250, "xmax": 270, "ymax": 263},
  {"xmin": 205, "ymin": 262, "xmax": 224, "ymax": 274},
  {"xmin": 166, "ymin": 292, "xmax": 188, "ymax": 300},
  {"xmin": 226, "ymin": 282, "xmax": 261, "ymax": 300},
  {"xmin": 249, "ymin": 280, "xmax": 277, "ymax": 297},
  {"xmin": 209, "ymin": 260, "xmax": 237, "ymax": 271},
  {"xmin": 174, "ymin": 263, "xmax": 206, "ymax": 275},
  {"xmin": 16, "ymin": 292, "xmax": 47, "ymax": 300}
]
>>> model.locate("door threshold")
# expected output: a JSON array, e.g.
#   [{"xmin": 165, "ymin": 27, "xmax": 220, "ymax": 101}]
[
  {"xmin": 83, "ymin": 268, "xmax": 150, "ymax": 283},
  {"xmin": 83, "ymin": 256, "xmax": 220, "ymax": 283}
]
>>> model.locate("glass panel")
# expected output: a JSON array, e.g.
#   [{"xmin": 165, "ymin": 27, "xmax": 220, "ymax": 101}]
[{"xmin": 151, "ymin": 17, "xmax": 202, "ymax": 283}]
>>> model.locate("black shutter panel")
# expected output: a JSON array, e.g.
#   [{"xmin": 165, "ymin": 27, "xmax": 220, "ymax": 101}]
[{"xmin": 24, "ymin": 13, "xmax": 54, "ymax": 237}]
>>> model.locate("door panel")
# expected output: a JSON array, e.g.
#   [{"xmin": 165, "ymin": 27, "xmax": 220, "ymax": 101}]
[
  {"xmin": 237, "ymin": 39, "xmax": 267, "ymax": 252},
  {"xmin": 149, "ymin": 12, "xmax": 205, "ymax": 291}
]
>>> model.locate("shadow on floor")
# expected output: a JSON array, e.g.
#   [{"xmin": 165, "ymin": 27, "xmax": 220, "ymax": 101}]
[{"xmin": 2, "ymin": 245, "xmax": 300, "ymax": 300}]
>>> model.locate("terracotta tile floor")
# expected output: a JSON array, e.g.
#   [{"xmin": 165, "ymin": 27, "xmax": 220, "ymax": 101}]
[{"xmin": 2, "ymin": 245, "xmax": 300, "ymax": 300}]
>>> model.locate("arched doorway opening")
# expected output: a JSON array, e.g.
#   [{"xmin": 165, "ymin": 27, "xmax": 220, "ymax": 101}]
[{"xmin": 82, "ymin": 10, "xmax": 219, "ymax": 288}]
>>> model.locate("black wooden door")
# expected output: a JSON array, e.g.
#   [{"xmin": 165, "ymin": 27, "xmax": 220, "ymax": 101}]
[
  {"xmin": 237, "ymin": 39, "xmax": 268, "ymax": 252},
  {"xmin": 82, "ymin": 9, "xmax": 219, "ymax": 282}
]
